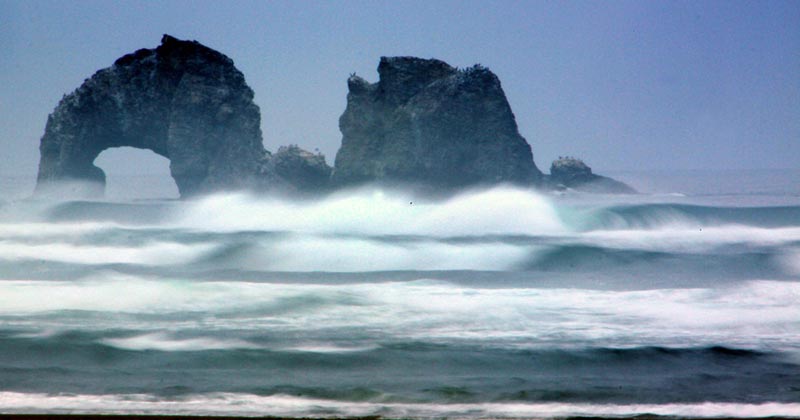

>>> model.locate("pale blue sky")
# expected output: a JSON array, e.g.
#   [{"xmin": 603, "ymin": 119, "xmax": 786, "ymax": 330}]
[{"xmin": 1, "ymin": 0, "xmax": 798, "ymax": 177}]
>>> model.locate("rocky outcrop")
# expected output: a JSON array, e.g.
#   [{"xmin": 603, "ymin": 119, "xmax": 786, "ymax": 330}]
[
  {"xmin": 332, "ymin": 57, "xmax": 542, "ymax": 189},
  {"xmin": 270, "ymin": 145, "xmax": 332, "ymax": 192},
  {"xmin": 35, "ymin": 35, "xmax": 288, "ymax": 197},
  {"xmin": 548, "ymin": 157, "xmax": 635, "ymax": 193},
  {"xmin": 35, "ymin": 35, "xmax": 632, "ymax": 198}
]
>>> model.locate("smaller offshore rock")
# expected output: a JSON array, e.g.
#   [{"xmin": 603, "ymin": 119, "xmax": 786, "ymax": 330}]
[
  {"xmin": 549, "ymin": 157, "xmax": 636, "ymax": 193},
  {"xmin": 270, "ymin": 145, "xmax": 332, "ymax": 192},
  {"xmin": 333, "ymin": 57, "xmax": 542, "ymax": 189}
]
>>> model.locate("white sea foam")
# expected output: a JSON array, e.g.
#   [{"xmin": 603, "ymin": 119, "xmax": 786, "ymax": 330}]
[
  {"xmin": 2, "ymin": 275, "xmax": 798, "ymax": 351},
  {"xmin": 0, "ymin": 240, "xmax": 215, "ymax": 265},
  {"xmin": 177, "ymin": 186, "xmax": 567, "ymax": 236},
  {"xmin": 220, "ymin": 235, "xmax": 530, "ymax": 271},
  {"xmin": 368, "ymin": 279, "xmax": 800, "ymax": 349},
  {"xmin": 0, "ymin": 221, "xmax": 117, "ymax": 238},
  {"xmin": 1, "ymin": 222, "xmax": 796, "ymax": 271},
  {"xmin": 101, "ymin": 332, "xmax": 261, "ymax": 351},
  {"xmin": 0, "ymin": 392, "xmax": 798, "ymax": 418},
  {"xmin": 281, "ymin": 344, "xmax": 380, "ymax": 353},
  {"xmin": 4, "ymin": 188, "xmax": 795, "ymax": 272},
  {"xmin": 581, "ymin": 224, "xmax": 800, "ymax": 253},
  {"xmin": 0, "ymin": 235, "xmax": 527, "ymax": 271},
  {"xmin": 0, "ymin": 274, "xmax": 251, "ymax": 314},
  {"xmin": 2, "ymin": 176, "xmax": 798, "ymax": 408}
]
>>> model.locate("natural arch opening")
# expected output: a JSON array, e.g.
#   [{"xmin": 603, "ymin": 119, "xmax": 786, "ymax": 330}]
[{"xmin": 94, "ymin": 147, "xmax": 179, "ymax": 200}]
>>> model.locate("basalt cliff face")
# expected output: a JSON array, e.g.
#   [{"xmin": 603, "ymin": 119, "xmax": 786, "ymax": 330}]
[
  {"xmin": 35, "ymin": 35, "xmax": 329, "ymax": 197},
  {"xmin": 332, "ymin": 57, "xmax": 543, "ymax": 189}
]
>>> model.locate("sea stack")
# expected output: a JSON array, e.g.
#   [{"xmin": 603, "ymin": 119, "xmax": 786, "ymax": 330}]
[
  {"xmin": 35, "ymin": 35, "xmax": 633, "ymax": 198},
  {"xmin": 332, "ymin": 57, "xmax": 543, "ymax": 189},
  {"xmin": 35, "ymin": 35, "xmax": 332, "ymax": 197},
  {"xmin": 35, "ymin": 35, "xmax": 282, "ymax": 197}
]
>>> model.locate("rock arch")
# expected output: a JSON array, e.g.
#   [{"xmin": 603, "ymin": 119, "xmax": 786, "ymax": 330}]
[
  {"xmin": 35, "ymin": 35, "xmax": 277, "ymax": 197},
  {"xmin": 94, "ymin": 147, "xmax": 179, "ymax": 198}
]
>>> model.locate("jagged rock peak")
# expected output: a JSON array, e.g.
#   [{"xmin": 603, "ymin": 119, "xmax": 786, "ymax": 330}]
[
  {"xmin": 374, "ymin": 56, "xmax": 457, "ymax": 103},
  {"xmin": 334, "ymin": 56, "xmax": 542, "ymax": 189}
]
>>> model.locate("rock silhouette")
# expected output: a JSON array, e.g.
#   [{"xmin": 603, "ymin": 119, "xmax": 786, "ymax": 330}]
[
  {"xmin": 35, "ymin": 36, "xmax": 633, "ymax": 197},
  {"xmin": 332, "ymin": 57, "xmax": 543, "ymax": 189},
  {"xmin": 35, "ymin": 35, "xmax": 287, "ymax": 197}
]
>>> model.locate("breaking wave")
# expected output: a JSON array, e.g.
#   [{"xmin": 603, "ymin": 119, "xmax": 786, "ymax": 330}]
[
  {"xmin": 2, "ymin": 186, "xmax": 800, "ymax": 275},
  {"xmin": 1, "ymin": 276, "xmax": 797, "ymax": 351},
  {"xmin": 2, "ymin": 183, "xmax": 799, "ymax": 415}
]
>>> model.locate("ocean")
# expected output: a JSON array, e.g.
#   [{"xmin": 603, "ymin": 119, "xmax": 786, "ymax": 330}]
[{"xmin": 0, "ymin": 169, "xmax": 798, "ymax": 418}]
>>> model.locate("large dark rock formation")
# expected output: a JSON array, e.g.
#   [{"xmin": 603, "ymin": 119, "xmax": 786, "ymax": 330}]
[
  {"xmin": 36, "ymin": 35, "xmax": 280, "ymax": 197},
  {"xmin": 332, "ymin": 57, "xmax": 542, "ymax": 189},
  {"xmin": 548, "ymin": 157, "xmax": 635, "ymax": 193},
  {"xmin": 36, "ymin": 35, "xmax": 632, "ymax": 198},
  {"xmin": 35, "ymin": 35, "xmax": 332, "ymax": 197}
]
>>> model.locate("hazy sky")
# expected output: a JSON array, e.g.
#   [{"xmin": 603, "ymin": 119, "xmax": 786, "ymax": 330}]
[{"xmin": 1, "ymin": 0, "xmax": 798, "ymax": 178}]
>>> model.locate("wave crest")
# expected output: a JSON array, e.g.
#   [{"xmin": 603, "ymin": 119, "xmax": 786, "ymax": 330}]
[{"xmin": 177, "ymin": 186, "xmax": 568, "ymax": 236}]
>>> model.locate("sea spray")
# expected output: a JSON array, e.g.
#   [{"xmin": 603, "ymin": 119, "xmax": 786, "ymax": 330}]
[{"xmin": 175, "ymin": 186, "xmax": 568, "ymax": 236}]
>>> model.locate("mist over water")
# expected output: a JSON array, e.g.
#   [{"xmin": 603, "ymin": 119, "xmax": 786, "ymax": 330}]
[{"xmin": 0, "ymin": 170, "xmax": 799, "ymax": 417}]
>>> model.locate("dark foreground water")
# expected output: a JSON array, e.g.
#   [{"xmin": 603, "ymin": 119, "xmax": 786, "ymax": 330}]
[{"xmin": 0, "ymin": 171, "xmax": 798, "ymax": 418}]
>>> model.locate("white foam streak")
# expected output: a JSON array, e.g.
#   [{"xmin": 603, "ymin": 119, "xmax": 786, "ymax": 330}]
[
  {"xmin": 0, "ymin": 222, "xmax": 116, "ymax": 238},
  {"xmin": 178, "ymin": 186, "xmax": 567, "ymax": 236},
  {"xmin": 373, "ymin": 280, "xmax": 800, "ymax": 349},
  {"xmin": 0, "ymin": 274, "xmax": 256, "ymax": 314},
  {"xmin": 582, "ymin": 224, "xmax": 800, "ymax": 253},
  {"xmin": 1, "ymin": 392, "xmax": 799, "ymax": 418},
  {"xmin": 0, "ymin": 240, "xmax": 214, "ymax": 265},
  {"xmin": 101, "ymin": 332, "xmax": 260, "ymax": 351},
  {"xmin": 2, "ymin": 276, "xmax": 798, "ymax": 351},
  {"xmin": 281, "ymin": 344, "xmax": 380, "ymax": 353},
  {"xmin": 237, "ymin": 236, "xmax": 528, "ymax": 271}
]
